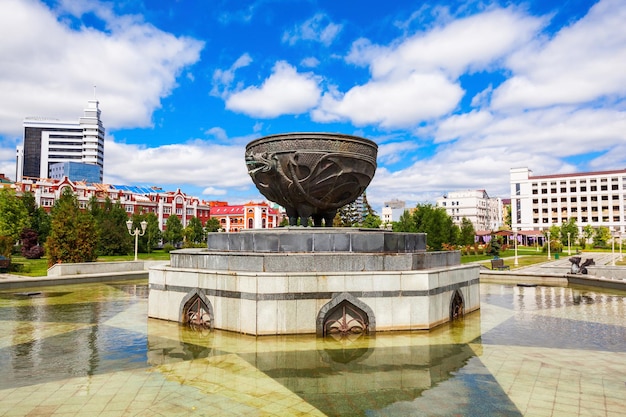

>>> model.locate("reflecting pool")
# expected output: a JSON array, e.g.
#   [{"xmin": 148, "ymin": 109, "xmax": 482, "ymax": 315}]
[{"xmin": 1, "ymin": 281, "xmax": 625, "ymax": 416}]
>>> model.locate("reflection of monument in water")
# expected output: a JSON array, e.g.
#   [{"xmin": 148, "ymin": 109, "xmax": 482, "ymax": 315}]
[
  {"xmin": 146, "ymin": 319, "xmax": 485, "ymax": 417},
  {"xmin": 148, "ymin": 133, "xmax": 480, "ymax": 335}
]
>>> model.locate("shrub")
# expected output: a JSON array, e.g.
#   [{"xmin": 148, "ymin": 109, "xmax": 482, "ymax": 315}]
[{"xmin": 163, "ymin": 243, "xmax": 175, "ymax": 253}]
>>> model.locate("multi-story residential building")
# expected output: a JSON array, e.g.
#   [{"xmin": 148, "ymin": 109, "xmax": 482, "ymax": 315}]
[
  {"xmin": 436, "ymin": 190, "xmax": 503, "ymax": 231},
  {"xmin": 381, "ymin": 199, "xmax": 406, "ymax": 223},
  {"xmin": 11, "ymin": 177, "xmax": 279, "ymax": 232},
  {"xmin": 16, "ymin": 100, "xmax": 105, "ymax": 182},
  {"xmin": 510, "ymin": 167, "xmax": 626, "ymax": 233}
]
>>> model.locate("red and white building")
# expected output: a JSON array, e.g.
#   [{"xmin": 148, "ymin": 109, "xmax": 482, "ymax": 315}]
[
  {"xmin": 209, "ymin": 201, "xmax": 281, "ymax": 232},
  {"xmin": 12, "ymin": 177, "xmax": 281, "ymax": 232}
]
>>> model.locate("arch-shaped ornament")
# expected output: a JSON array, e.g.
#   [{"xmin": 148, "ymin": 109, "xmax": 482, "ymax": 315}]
[
  {"xmin": 316, "ymin": 292, "xmax": 376, "ymax": 338},
  {"xmin": 449, "ymin": 289, "xmax": 465, "ymax": 321},
  {"xmin": 180, "ymin": 289, "xmax": 213, "ymax": 331}
]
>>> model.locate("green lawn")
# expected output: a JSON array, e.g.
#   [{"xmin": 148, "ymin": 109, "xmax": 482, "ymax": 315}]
[
  {"xmin": 6, "ymin": 246, "xmax": 621, "ymax": 277},
  {"xmin": 7, "ymin": 250, "xmax": 171, "ymax": 277}
]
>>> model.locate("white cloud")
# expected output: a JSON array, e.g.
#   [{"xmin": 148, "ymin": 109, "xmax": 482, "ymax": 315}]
[
  {"xmin": 205, "ymin": 127, "xmax": 228, "ymax": 141},
  {"xmin": 0, "ymin": 0, "xmax": 203, "ymax": 136},
  {"xmin": 377, "ymin": 141, "xmax": 421, "ymax": 165},
  {"xmin": 211, "ymin": 53, "xmax": 253, "ymax": 97},
  {"xmin": 434, "ymin": 110, "xmax": 493, "ymax": 143},
  {"xmin": 282, "ymin": 13, "xmax": 342, "ymax": 46},
  {"xmin": 492, "ymin": 0, "xmax": 626, "ymax": 110},
  {"xmin": 301, "ymin": 57, "xmax": 321, "ymax": 68},
  {"xmin": 313, "ymin": 6, "xmax": 543, "ymax": 130},
  {"xmin": 202, "ymin": 187, "xmax": 228, "ymax": 196},
  {"xmin": 103, "ymin": 137, "xmax": 249, "ymax": 188},
  {"xmin": 347, "ymin": 7, "xmax": 544, "ymax": 79},
  {"xmin": 225, "ymin": 61, "xmax": 321, "ymax": 117},
  {"xmin": 313, "ymin": 72, "xmax": 463, "ymax": 127}
]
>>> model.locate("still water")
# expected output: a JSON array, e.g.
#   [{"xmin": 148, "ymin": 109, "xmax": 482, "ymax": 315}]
[{"xmin": 0, "ymin": 281, "xmax": 625, "ymax": 416}]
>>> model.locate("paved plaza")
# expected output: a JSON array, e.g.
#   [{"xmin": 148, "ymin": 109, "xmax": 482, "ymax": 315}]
[{"xmin": 0, "ymin": 276, "xmax": 624, "ymax": 416}]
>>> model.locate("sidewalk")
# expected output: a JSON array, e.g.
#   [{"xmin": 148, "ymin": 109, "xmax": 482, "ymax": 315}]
[
  {"xmin": 0, "ymin": 260, "xmax": 168, "ymax": 290},
  {"xmin": 480, "ymin": 252, "xmax": 626, "ymax": 291}
]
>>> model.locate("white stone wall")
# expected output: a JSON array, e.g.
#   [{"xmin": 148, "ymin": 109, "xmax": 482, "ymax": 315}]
[{"xmin": 148, "ymin": 264, "xmax": 480, "ymax": 335}]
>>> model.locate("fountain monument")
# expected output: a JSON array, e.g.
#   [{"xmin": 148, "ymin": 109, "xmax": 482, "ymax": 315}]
[{"xmin": 148, "ymin": 132, "xmax": 480, "ymax": 335}]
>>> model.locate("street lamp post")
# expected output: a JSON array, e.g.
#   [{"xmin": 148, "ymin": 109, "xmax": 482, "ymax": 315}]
[
  {"xmin": 611, "ymin": 228, "xmax": 615, "ymax": 266},
  {"xmin": 126, "ymin": 219, "xmax": 147, "ymax": 262},
  {"xmin": 547, "ymin": 230, "xmax": 551, "ymax": 260},
  {"xmin": 567, "ymin": 232, "xmax": 571, "ymax": 256},
  {"xmin": 514, "ymin": 228, "xmax": 518, "ymax": 266},
  {"xmin": 620, "ymin": 232, "xmax": 623, "ymax": 262}
]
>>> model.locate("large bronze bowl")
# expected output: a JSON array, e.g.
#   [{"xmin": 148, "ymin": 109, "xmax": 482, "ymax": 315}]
[{"xmin": 245, "ymin": 132, "xmax": 378, "ymax": 226}]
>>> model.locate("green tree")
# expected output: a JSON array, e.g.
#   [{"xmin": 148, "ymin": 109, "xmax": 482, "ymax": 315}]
[
  {"xmin": 592, "ymin": 226, "xmax": 611, "ymax": 248},
  {"xmin": 580, "ymin": 225, "xmax": 593, "ymax": 249},
  {"xmin": 131, "ymin": 212, "xmax": 162, "ymax": 253},
  {"xmin": 336, "ymin": 202, "xmax": 361, "ymax": 227},
  {"xmin": 560, "ymin": 218, "xmax": 579, "ymax": 250},
  {"xmin": 0, "ymin": 188, "xmax": 29, "ymax": 246},
  {"xmin": 46, "ymin": 187, "xmax": 98, "ymax": 266},
  {"xmin": 412, "ymin": 203, "xmax": 457, "ymax": 251},
  {"xmin": 184, "ymin": 216, "xmax": 205, "ymax": 246},
  {"xmin": 205, "ymin": 217, "xmax": 222, "ymax": 232},
  {"xmin": 459, "ymin": 217, "xmax": 476, "ymax": 246},
  {"xmin": 163, "ymin": 215, "xmax": 184, "ymax": 246},
  {"xmin": 393, "ymin": 210, "xmax": 416, "ymax": 232},
  {"xmin": 361, "ymin": 213, "xmax": 382, "ymax": 229},
  {"xmin": 91, "ymin": 197, "xmax": 132, "ymax": 256}
]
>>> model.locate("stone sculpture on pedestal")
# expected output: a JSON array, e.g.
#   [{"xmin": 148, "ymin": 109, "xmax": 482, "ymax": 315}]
[{"xmin": 245, "ymin": 132, "xmax": 378, "ymax": 226}]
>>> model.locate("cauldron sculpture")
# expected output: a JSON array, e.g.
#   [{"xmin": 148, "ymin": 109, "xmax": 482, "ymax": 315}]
[{"xmin": 245, "ymin": 132, "xmax": 378, "ymax": 226}]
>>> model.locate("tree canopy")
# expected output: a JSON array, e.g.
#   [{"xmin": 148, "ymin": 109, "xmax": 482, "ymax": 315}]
[{"xmin": 46, "ymin": 187, "xmax": 98, "ymax": 266}]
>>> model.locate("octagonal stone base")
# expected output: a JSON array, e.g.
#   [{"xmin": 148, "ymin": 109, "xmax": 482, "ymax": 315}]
[{"xmin": 148, "ymin": 229, "xmax": 480, "ymax": 335}]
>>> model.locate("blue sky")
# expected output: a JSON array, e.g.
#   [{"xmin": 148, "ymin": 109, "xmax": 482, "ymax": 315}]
[{"xmin": 1, "ymin": 0, "xmax": 625, "ymax": 212}]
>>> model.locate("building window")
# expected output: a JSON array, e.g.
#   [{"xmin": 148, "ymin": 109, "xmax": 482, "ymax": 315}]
[{"xmin": 126, "ymin": 205, "xmax": 133, "ymax": 213}]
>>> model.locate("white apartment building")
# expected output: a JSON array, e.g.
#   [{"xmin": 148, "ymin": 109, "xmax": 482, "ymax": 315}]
[
  {"xmin": 16, "ymin": 100, "xmax": 105, "ymax": 182},
  {"xmin": 381, "ymin": 199, "xmax": 406, "ymax": 223},
  {"xmin": 436, "ymin": 190, "xmax": 503, "ymax": 231},
  {"xmin": 510, "ymin": 167, "xmax": 626, "ymax": 233}
]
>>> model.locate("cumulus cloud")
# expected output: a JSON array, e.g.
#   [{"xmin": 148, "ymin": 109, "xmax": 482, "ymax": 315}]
[
  {"xmin": 103, "ymin": 138, "xmax": 249, "ymax": 189},
  {"xmin": 351, "ymin": 7, "xmax": 545, "ymax": 79},
  {"xmin": 282, "ymin": 13, "xmax": 342, "ymax": 46},
  {"xmin": 313, "ymin": 6, "xmax": 544, "ymax": 130},
  {"xmin": 225, "ymin": 61, "xmax": 321, "ymax": 117},
  {"xmin": 0, "ymin": 0, "xmax": 204, "ymax": 137},
  {"xmin": 313, "ymin": 72, "xmax": 463, "ymax": 127},
  {"xmin": 492, "ymin": 0, "xmax": 626, "ymax": 110}
]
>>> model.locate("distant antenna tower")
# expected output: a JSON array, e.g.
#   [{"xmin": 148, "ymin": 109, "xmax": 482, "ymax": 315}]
[{"xmin": 93, "ymin": 85, "xmax": 97, "ymax": 99}]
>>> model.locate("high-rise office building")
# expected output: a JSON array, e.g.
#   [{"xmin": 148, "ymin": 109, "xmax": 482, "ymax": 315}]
[{"xmin": 16, "ymin": 100, "xmax": 105, "ymax": 182}]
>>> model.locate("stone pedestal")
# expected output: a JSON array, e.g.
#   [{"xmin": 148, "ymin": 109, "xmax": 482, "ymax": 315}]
[{"xmin": 148, "ymin": 229, "xmax": 480, "ymax": 335}]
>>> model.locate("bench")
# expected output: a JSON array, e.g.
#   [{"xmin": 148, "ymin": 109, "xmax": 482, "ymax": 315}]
[
  {"xmin": 0, "ymin": 256, "xmax": 9, "ymax": 273},
  {"xmin": 490, "ymin": 258, "xmax": 510, "ymax": 270}
]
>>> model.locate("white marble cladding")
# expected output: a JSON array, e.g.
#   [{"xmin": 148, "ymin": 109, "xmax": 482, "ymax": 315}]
[
  {"xmin": 169, "ymin": 250, "xmax": 460, "ymax": 272},
  {"xmin": 148, "ymin": 263, "xmax": 480, "ymax": 335}
]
